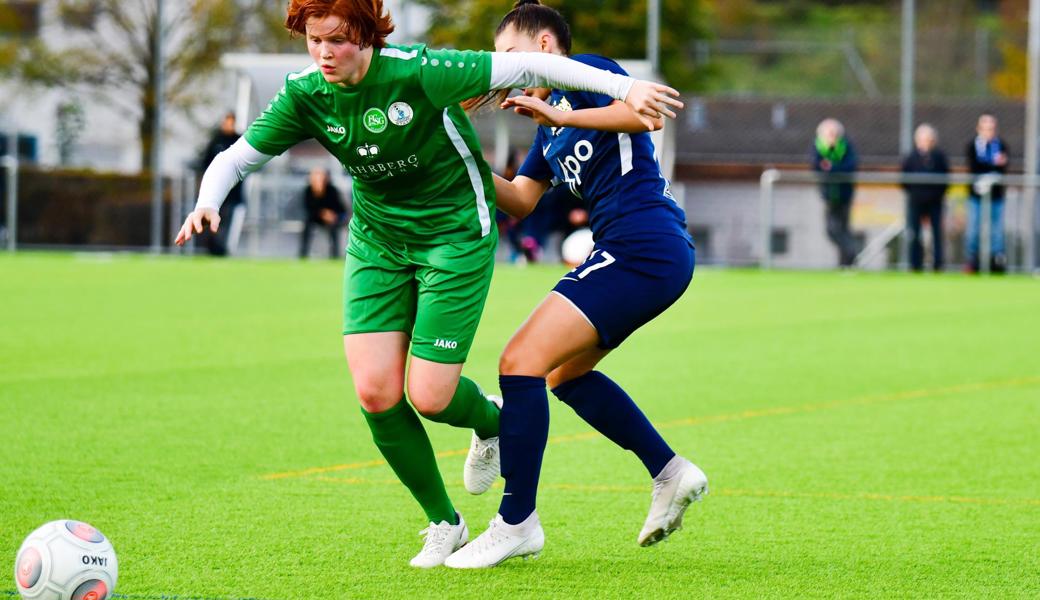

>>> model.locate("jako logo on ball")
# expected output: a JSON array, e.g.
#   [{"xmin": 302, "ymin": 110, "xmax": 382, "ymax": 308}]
[
  {"xmin": 14, "ymin": 520, "xmax": 118, "ymax": 600},
  {"xmin": 81, "ymin": 555, "xmax": 108, "ymax": 567}
]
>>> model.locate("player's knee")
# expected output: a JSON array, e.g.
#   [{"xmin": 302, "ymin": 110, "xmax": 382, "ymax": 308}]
[
  {"xmin": 354, "ymin": 379, "xmax": 403, "ymax": 413},
  {"xmin": 498, "ymin": 344, "xmax": 547, "ymax": 377},
  {"xmin": 407, "ymin": 384, "xmax": 451, "ymax": 417}
]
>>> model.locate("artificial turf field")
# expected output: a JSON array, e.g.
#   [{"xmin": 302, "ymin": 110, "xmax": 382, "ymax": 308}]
[{"xmin": 1, "ymin": 253, "xmax": 1038, "ymax": 599}]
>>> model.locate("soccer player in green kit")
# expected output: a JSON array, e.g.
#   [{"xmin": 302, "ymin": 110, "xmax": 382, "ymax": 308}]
[{"xmin": 175, "ymin": 0, "xmax": 684, "ymax": 568}]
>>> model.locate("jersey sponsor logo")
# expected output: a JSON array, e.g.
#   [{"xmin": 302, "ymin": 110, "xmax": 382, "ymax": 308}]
[
  {"xmin": 356, "ymin": 143, "xmax": 380, "ymax": 158},
  {"xmin": 434, "ymin": 339, "xmax": 458, "ymax": 350},
  {"xmin": 557, "ymin": 140, "xmax": 594, "ymax": 198},
  {"xmin": 327, "ymin": 124, "xmax": 346, "ymax": 135},
  {"xmin": 362, "ymin": 108, "xmax": 387, "ymax": 133},
  {"xmin": 346, "ymin": 154, "xmax": 420, "ymax": 179},
  {"xmin": 387, "ymin": 102, "xmax": 414, "ymax": 127}
]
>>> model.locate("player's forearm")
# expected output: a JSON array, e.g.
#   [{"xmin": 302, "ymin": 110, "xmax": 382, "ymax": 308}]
[
  {"xmin": 490, "ymin": 53, "xmax": 634, "ymax": 102},
  {"xmin": 196, "ymin": 138, "xmax": 273, "ymax": 211},
  {"xmin": 494, "ymin": 174, "xmax": 544, "ymax": 220},
  {"xmin": 560, "ymin": 101, "xmax": 664, "ymax": 133}
]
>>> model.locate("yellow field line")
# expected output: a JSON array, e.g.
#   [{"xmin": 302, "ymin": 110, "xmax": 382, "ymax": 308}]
[
  {"xmin": 260, "ymin": 375, "xmax": 1040, "ymax": 481},
  {"xmin": 723, "ymin": 489, "xmax": 1040, "ymax": 507},
  {"xmin": 311, "ymin": 476, "xmax": 1040, "ymax": 508}
]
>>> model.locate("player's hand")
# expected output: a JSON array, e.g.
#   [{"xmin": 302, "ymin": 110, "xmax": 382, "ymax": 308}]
[
  {"xmin": 174, "ymin": 207, "xmax": 220, "ymax": 246},
  {"xmin": 501, "ymin": 95, "xmax": 568, "ymax": 128},
  {"xmin": 624, "ymin": 80, "xmax": 684, "ymax": 131}
]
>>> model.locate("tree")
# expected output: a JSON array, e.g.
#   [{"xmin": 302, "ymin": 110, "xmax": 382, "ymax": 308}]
[
  {"xmin": 990, "ymin": 0, "xmax": 1028, "ymax": 99},
  {"xmin": 415, "ymin": 0, "xmax": 712, "ymax": 91},
  {"xmin": 6, "ymin": 0, "xmax": 290, "ymax": 170}
]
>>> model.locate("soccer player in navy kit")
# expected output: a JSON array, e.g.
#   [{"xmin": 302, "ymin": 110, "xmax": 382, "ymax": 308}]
[{"xmin": 445, "ymin": 0, "xmax": 707, "ymax": 569}]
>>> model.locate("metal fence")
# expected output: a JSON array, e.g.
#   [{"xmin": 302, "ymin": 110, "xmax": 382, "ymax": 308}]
[{"xmin": 759, "ymin": 170, "xmax": 1039, "ymax": 273}]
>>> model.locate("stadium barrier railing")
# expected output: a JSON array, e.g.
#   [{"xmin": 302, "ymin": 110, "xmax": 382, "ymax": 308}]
[{"xmin": 759, "ymin": 169, "xmax": 1040, "ymax": 273}]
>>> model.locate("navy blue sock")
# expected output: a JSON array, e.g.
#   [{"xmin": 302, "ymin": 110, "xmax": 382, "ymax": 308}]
[
  {"xmin": 498, "ymin": 374, "xmax": 549, "ymax": 525},
  {"xmin": 552, "ymin": 371, "xmax": 675, "ymax": 477}
]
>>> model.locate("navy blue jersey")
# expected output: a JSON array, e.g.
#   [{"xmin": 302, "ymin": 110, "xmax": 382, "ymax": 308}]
[{"xmin": 517, "ymin": 54, "xmax": 689, "ymax": 243}]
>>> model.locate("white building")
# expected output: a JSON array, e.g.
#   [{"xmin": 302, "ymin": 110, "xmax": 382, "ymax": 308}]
[{"xmin": 1, "ymin": 0, "xmax": 431, "ymax": 174}]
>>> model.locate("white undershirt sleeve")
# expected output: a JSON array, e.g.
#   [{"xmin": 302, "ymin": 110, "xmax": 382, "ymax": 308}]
[
  {"xmin": 195, "ymin": 137, "xmax": 275, "ymax": 211},
  {"xmin": 489, "ymin": 52, "xmax": 635, "ymax": 101}
]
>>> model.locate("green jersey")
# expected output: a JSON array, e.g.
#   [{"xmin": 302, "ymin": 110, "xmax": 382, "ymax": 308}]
[{"xmin": 244, "ymin": 43, "xmax": 496, "ymax": 244}]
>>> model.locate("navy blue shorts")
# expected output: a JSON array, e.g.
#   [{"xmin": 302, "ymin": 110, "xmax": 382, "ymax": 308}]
[{"xmin": 552, "ymin": 233, "xmax": 695, "ymax": 349}]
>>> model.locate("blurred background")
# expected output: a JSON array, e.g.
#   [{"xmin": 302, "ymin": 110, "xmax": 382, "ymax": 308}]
[{"xmin": 1, "ymin": 0, "xmax": 1039, "ymax": 272}]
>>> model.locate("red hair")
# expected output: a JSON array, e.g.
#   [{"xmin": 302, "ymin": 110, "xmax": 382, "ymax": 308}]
[{"xmin": 285, "ymin": 0, "xmax": 394, "ymax": 49}]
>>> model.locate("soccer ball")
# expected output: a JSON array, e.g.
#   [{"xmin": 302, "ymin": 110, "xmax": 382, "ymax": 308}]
[
  {"xmin": 13, "ymin": 520, "xmax": 118, "ymax": 600},
  {"xmin": 561, "ymin": 228, "xmax": 595, "ymax": 266}
]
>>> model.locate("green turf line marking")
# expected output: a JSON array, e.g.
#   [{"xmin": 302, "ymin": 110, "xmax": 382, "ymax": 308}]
[
  {"xmin": 259, "ymin": 375, "xmax": 1040, "ymax": 481},
  {"xmin": 309, "ymin": 476, "xmax": 1040, "ymax": 508},
  {"xmin": 260, "ymin": 449, "xmax": 469, "ymax": 480},
  {"xmin": 261, "ymin": 458, "xmax": 392, "ymax": 480},
  {"xmin": 655, "ymin": 375, "xmax": 1040, "ymax": 431}
]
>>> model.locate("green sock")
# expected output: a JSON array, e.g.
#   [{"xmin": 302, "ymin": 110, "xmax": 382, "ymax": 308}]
[
  {"xmin": 423, "ymin": 376, "xmax": 500, "ymax": 440},
  {"xmin": 361, "ymin": 399, "xmax": 457, "ymax": 525}
]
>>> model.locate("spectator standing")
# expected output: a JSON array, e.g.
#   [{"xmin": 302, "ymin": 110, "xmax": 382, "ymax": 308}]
[
  {"xmin": 965, "ymin": 114, "xmax": 1009, "ymax": 273},
  {"xmin": 199, "ymin": 112, "xmax": 246, "ymax": 256},
  {"xmin": 812, "ymin": 118, "xmax": 859, "ymax": 267},
  {"xmin": 300, "ymin": 167, "xmax": 348, "ymax": 259},
  {"xmin": 901, "ymin": 124, "xmax": 950, "ymax": 272}
]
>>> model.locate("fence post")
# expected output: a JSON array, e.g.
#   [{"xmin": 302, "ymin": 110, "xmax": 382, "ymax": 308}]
[
  {"xmin": 759, "ymin": 169, "xmax": 779, "ymax": 269},
  {"xmin": 170, "ymin": 172, "xmax": 183, "ymax": 250},
  {"xmin": 980, "ymin": 182, "xmax": 993, "ymax": 275},
  {"xmin": 2, "ymin": 153, "xmax": 16, "ymax": 252},
  {"xmin": 184, "ymin": 170, "xmax": 197, "ymax": 255}
]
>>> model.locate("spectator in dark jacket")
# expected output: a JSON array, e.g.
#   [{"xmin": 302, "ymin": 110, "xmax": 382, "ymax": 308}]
[
  {"xmin": 902, "ymin": 124, "xmax": 949, "ymax": 272},
  {"xmin": 812, "ymin": 118, "xmax": 859, "ymax": 267},
  {"xmin": 965, "ymin": 113, "xmax": 1009, "ymax": 273},
  {"xmin": 300, "ymin": 167, "xmax": 349, "ymax": 259},
  {"xmin": 199, "ymin": 112, "xmax": 245, "ymax": 256}
]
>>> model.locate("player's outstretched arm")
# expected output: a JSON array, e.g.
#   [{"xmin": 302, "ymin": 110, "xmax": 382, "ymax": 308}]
[
  {"xmin": 502, "ymin": 96, "xmax": 664, "ymax": 133},
  {"xmin": 494, "ymin": 174, "xmax": 550, "ymax": 220},
  {"xmin": 489, "ymin": 52, "xmax": 683, "ymax": 126},
  {"xmin": 174, "ymin": 138, "xmax": 274, "ymax": 247}
]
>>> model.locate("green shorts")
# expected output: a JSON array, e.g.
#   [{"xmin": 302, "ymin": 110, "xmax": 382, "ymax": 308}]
[{"xmin": 342, "ymin": 226, "xmax": 497, "ymax": 364}]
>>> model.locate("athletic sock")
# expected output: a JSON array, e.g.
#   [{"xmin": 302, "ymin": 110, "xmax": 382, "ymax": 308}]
[
  {"xmin": 361, "ymin": 399, "xmax": 457, "ymax": 525},
  {"xmin": 497, "ymin": 374, "xmax": 549, "ymax": 525},
  {"xmin": 552, "ymin": 371, "xmax": 675, "ymax": 478},
  {"xmin": 422, "ymin": 376, "xmax": 500, "ymax": 439}
]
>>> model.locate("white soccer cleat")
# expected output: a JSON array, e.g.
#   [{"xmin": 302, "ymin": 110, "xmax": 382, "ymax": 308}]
[
  {"xmin": 443, "ymin": 512, "xmax": 544, "ymax": 569},
  {"xmin": 409, "ymin": 513, "xmax": 469, "ymax": 568},
  {"xmin": 463, "ymin": 394, "xmax": 503, "ymax": 495},
  {"xmin": 638, "ymin": 456, "xmax": 708, "ymax": 547}
]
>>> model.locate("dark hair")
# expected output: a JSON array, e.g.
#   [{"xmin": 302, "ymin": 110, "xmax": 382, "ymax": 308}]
[
  {"xmin": 462, "ymin": 1, "xmax": 572, "ymax": 114},
  {"xmin": 285, "ymin": 0, "xmax": 395, "ymax": 49},
  {"xmin": 497, "ymin": 0, "xmax": 571, "ymax": 55}
]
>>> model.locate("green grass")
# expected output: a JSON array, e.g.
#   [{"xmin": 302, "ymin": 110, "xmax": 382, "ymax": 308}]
[{"xmin": 2, "ymin": 253, "xmax": 1039, "ymax": 599}]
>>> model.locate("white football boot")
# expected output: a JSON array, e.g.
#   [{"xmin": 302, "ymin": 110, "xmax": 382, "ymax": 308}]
[
  {"xmin": 638, "ymin": 455, "xmax": 708, "ymax": 547},
  {"xmin": 443, "ymin": 512, "xmax": 544, "ymax": 569},
  {"xmin": 409, "ymin": 513, "xmax": 469, "ymax": 568},
  {"xmin": 463, "ymin": 394, "xmax": 503, "ymax": 495}
]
